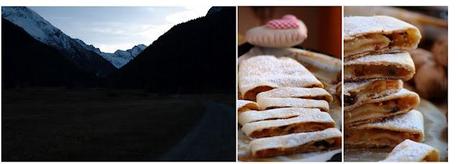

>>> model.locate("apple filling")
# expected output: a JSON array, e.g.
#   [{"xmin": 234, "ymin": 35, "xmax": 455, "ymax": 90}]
[
  {"xmin": 344, "ymin": 96, "xmax": 417, "ymax": 125},
  {"xmin": 345, "ymin": 34, "xmax": 390, "ymax": 56},
  {"xmin": 253, "ymin": 137, "xmax": 341, "ymax": 158},
  {"xmin": 249, "ymin": 122, "xmax": 334, "ymax": 138},
  {"xmin": 345, "ymin": 128, "xmax": 422, "ymax": 148},
  {"xmin": 345, "ymin": 64, "xmax": 411, "ymax": 80},
  {"xmin": 344, "ymin": 32, "xmax": 410, "ymax": 56},
  {"xmin": 244, "ymin": 86, "xmax": 274, "ymax": 101},
  {"xmin": 344, "ymin": 80, "xmax": 402, "ymax": 106}
]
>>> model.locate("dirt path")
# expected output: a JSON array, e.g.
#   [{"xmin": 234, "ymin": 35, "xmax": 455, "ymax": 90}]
[{"xmin": 158, "ymin": 100, "xmax": 235, "ymax": 161}]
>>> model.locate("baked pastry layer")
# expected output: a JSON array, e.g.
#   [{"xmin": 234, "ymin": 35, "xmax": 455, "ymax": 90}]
[
  {"xmin": 344, "ymin": 52, "xmax": 415, "ymax": 82},
  {"xmin": 237, "ymin": 100, "xmax": 260, "ymax": 113},
  {"xmin": 344, "ymin": 79, "xmax": 403, "ymax": 107},
  {"xmin": 382, "ymin": 139, "xmax": 440, "ymax": 162},
  {"xmin": 344, "ymin": 16, "xmax": 421, "ymax": 60},
  {"xmin": 257, "ymin": 97, "xmax": 329, "ymax": 112},
  {"xmin": 241, "ymin": 108, "xmax": 335, "ymax": 138},
  {"xmin": 249, "ymin": 128, "xmax": 342, "ymax": 158},
  {"xmin": 239, "ymin": 107, "xmax": 316, "ymax": 125},
  {"xmin": 256, "ymin": 87, "xmax": 333, "ymax": 103},
  {"xmin": 345, "ymin": 110, "xmax": 424, "ymax": 148},
  {"xmin": 238, "ymin": 55, "xmax": 323, "ymax": 101},
  {"xmin": 344, "ymin": 88, "xmax": 419, "ymax": 126}
]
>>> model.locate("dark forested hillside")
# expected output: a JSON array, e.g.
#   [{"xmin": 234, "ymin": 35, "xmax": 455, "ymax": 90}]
[
  {"xmin": 109, "ymin": 7, "xmax": 236, "ymax": 94},
  {"xmin": 2, "ymin": 19, "xmax": 96, "ymax": 88},
  {"xmin": 2, "ymin": 7, "xmax": 116, "ymax": 77}
]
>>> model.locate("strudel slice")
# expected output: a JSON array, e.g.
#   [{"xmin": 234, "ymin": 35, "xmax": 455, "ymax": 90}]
[
  {"xmin": 257, "ymin": 97, "xmax": 329, "ymax": 112},
  {"xmin": 256, "ymin": 87, "xmax": 333, "ymax": 103},
  {"xmin": 238, "ymin": 55, "xmax": 323, "ymax": 100},
  {"xmin": 382, "ymin": 139, "xmax": 440, "ymax": 162},
  {"xmin": 239, "ymin": 107, "xmax": 323, "ymax": 125},
  {"xmin": 344, "ymin": 16, "xmax": 421, "ymax": 60},
  {"xmin": 237, "ymin": 100, "xmax": 260, "ymax": 113},
  {"xmin": 344, "ymin": 79, "xmax": 403, "ymax": 107},
  {"xmin": 344, "ymin": 88, "xmax": 419, "ymax": 126},
  {"xmin": 344, "ymin": 52, "xmax": 415, "ymax": 82},
  {"xmin": 345, "ymin": 110, "xmax": 424, "ymax": 148},
  {"xmin": 241, "ymin": 108, "xmax": 335, "ymax": 138},
  {"xmin": 249, "ymin": 128, "xmax": 342, "ymax": 158}
]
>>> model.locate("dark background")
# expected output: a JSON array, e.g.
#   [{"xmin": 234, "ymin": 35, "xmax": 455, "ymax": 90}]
[{"xmin": 2, "ymin": 7, "xmax": 236, "ymax": 161}]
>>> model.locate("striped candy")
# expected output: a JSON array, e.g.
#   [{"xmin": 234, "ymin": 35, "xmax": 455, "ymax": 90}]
[{"xmin": 266, "ymin": 15, "xmax": 300, "ymax": 29}]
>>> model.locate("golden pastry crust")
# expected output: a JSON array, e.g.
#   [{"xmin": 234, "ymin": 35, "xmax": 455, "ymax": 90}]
[
  {"xmin": 344, "ymin": 16, "xmax": 421, "ymax": 60},
  {"xmin": 382, "ymin": 139, "xmax": 440, "ymax": 162},
  {"xmin": 344, "ymin": 52, "xmax": 415, "ymax": 82},
  {"xmin": 249, "ymin": 128, "xmax": 342, "ymax": 158},
  {"xmin": 238, "ymin": 55, "xmax": 323, "ymax": 101},
  {"xmin": 345, "ymin": 110, "xmax": 424, "ymax": 148},
  {"xmin": 344, "ymin": 88, "xmax": 420, "ymax": 126}
]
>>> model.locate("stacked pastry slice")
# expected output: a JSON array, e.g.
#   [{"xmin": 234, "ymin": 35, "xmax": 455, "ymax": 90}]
[
  {"xmin": 238, "ymin": 15, "xmax": 343, "ymax": 160},
  {"xmin": 344, "ymin": 15, "xmax": 428, "ymax": 149},
  {"xmin": 238, "ymin": 88, "xmax": 342, "ymax": 158},
  {"xmin": 239, "ymin": 55, "xmax": 323, "ymax": 101},
  {"xmin": 238, "ymin": 55, "xmax": 342, "ymax": 159}
]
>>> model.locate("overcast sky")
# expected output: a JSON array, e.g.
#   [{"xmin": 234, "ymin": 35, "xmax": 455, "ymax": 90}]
[{"xmin": 30, "ymin": 6, "xmax": 211, "ymax": 52}]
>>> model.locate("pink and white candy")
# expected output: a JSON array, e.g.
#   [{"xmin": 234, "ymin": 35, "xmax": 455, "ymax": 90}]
[{"xmin": 266, "ymin": 15, "xmax": 300, "ymax": 29}]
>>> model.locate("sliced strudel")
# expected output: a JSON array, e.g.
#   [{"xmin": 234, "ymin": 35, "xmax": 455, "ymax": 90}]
[
  {"xmin": 239, "ymin": 107, "xmax": 323, "ymax": 125},
  {"xmin": 249, "ymin": 128, "xmax": 342, "ymax": 158},
  {"xmin": 238, "ymin": 55, "xmax": 323, "ymax": 100},
  {"xmin": 382, "ymin": 139, "xmax": 440, "ymax": 162},
  {"xmin": 241, "ymin": 108, "xmax": 335, "ymax": 138},
  {"xmin": 344, "ymin": 79, "xmax": 403, "ymax": 107},
  {"xmin": 257, "ymin": 97, "xmax": 329, "ymax": 112},
  {"xmin": 344, "ymin": 52, "xmax": 415, "ymax": 82},
  {"xmin": 344, "ymin": 88, "xmax": 419, "ymax": 126},
  {"xmin": 256, "ymin": 87, "xmax": 333, "ymax": 103},
  {"xmin": 237, "ymin": 100, "xmax": 260, "ymax": 113},
  {"xmin": 345, "ymin": 110, "xmax": 424, "ymax": 148},
  {"xmin": 344, "ymin": 16, "xmax": 421, "ymax": 60}
]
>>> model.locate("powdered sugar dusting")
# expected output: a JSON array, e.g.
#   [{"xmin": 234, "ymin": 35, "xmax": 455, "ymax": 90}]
[
  {"xmin": 345, "ymin": 52, "xmax": 414, "ymax": 67},
  {"xmin": 249, "ymin": 128, "xmax": 341, "ymax": 153},
  {"xmin": 382, "ymin": 139, "xmax": 439, "ymax": 161},
  {"xmin": 239, "ymin": 55, "xmax": 323, "ymax": 99},
  {"xmin": 357, "ymin": 110, "xmax": 424, "ymax": 134},
  {"xmin": 239, "ymin": 108, "xmax": 324, "ymax": 125},
  {"xmin": 344, "ymin": 16, "xmax": 418, "ymax": 39},
  {"xmin": 257, "ymin": 97, "xmax": 329, "ymax": 112},
  {"xmin": 256, "ymin": 87, "xmax": 333, "ymax": 103}
]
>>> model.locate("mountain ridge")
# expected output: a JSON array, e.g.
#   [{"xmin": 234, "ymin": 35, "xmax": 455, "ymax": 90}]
[
  {"xmin": 2, "ymin": 18, "xmax": 96, "ymax": 88},
  {"xmin": 2, "ymin": 7, "xmax": 145, "ymax": 73},
  {"xmin": 108, "ymin": 7, "xmax": 235, "ymax": 93}
]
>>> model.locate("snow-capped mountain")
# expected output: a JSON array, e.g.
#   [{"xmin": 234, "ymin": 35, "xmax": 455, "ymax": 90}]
[
  {"xmin": 2, "ymin": 7, "xmax": 145, "ymax": 74},
  {"xmin": 99, "ymin": 44, "xmax": 147, "ymax": 68},
  {"xmin": 2, "ymin": 7, "xmax": 65, "ymax": 46}
]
